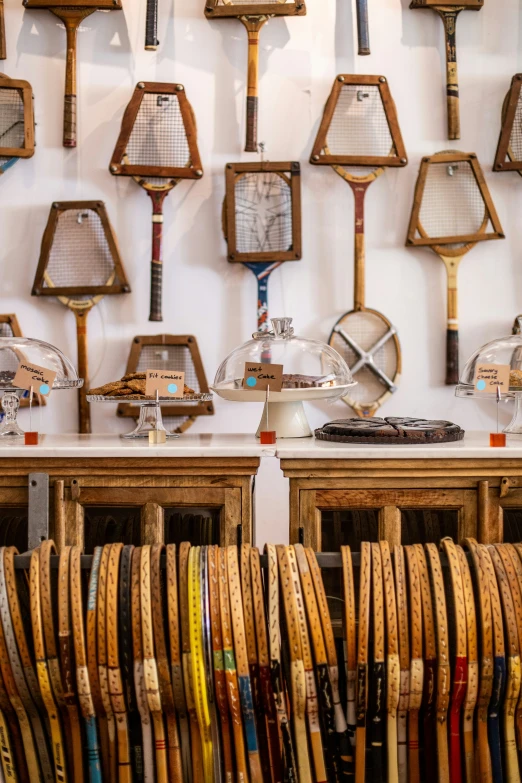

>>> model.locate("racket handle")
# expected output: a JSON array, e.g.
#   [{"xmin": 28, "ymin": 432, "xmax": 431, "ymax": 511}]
[
  {"xmin": 444, "ymin": 257, "xmax": 459, "ymax": 384},
  {"xmin": 145, "ymin": 0, "xmax": 159, "ymax": 50},
  {"xmin": 439, "ymin": 9, "xmax": 461, "ymax": 140},
  {"xmin": 446, "ymin": 330, "xmax": 459, "ymax": 386},
  {"xmin": 0, "ymin": 0, "xmax": 6, "ymax": 61},
  {"xmin": 355, "ymin": 0, "xmax": 370, "ymax": 56},
  {"xmin": 150, "ymin": 260, "xmax": 162, "ymax": 322},
  {"xmin": 74, "ymin": 308, "xmax": 91, "ymax": 434},
  {"xmin": 245, "ymin": 28, "xmax": 260, "ymax": 152},
  {"xmin": 148, "ymin": 189, "xmax": 168, "ymax": 322},
  {"xmin": 62, "ymin": 14, "xmax": 83, "ymax": 148},
  {"xmin": 351, "ymin": 182, "xmax": 370, "ymax": 310}
]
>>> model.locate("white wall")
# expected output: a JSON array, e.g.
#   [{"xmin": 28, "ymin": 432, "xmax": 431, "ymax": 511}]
[{"xmin": 1, "ymin": 0, "xmax": 522, "ymax": 546}]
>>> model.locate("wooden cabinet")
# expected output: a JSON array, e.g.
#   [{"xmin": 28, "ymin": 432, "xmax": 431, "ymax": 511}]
[{"xmin": 0, "ymin": 437, "xmax": 262, "ymax": 551}]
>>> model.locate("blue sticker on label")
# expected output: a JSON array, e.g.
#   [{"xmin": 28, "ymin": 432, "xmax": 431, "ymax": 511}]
[
  {"xmin": 39, "ymin": 384, "xmax": 50, "ymax": 395},
  {"xmin": 476, "ymin": 380, "xmax": 486, "ymax": 391},
  {"xmin": 246, "ymin": 377, "xmax": 257, "ymax": 388},
  {"xmin": 167, "ymin": 383, "xmax": 178, "ymax": 394}
]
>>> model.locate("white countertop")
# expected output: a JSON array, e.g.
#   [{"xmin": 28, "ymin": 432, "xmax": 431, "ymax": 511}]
[
  {"xmin": 275, "ymin": 431, "xmax": 522, "ymax": 459},
  {"xmin": 0, "ymin": 433, "xmax": 276, "ymax": 458}
]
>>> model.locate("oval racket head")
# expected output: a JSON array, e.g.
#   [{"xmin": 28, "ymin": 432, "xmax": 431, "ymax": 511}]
[{"xmin": 329, "ymin": 307, "xmax": 401, "ymax": 418}]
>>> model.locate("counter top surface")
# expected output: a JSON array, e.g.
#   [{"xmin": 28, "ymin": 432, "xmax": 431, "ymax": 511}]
[
  {"xmin": 275, "ymin": 431, "xmax": 522, "ymax": 459},
  {"xmin": 0, "ymin": 431, "xmax": 521, "ymax": 460},
  {"xmin": 0, "ymin": 433, "xmax": 276, "ymax": 459}
]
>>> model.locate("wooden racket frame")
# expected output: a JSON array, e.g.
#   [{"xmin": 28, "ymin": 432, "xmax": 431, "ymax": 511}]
[
  {"xmin": 310, "ymin": 75, "xmax": 408, "ymax": 168},
  {"xmin": 116, "ymin": 334, "xmax": 214, "ymax": 423},
  {"xmin": 109, "ymin": 82, "xmax": 203, "ymax": 180},
  {"xmin": 0, "ymin": 74, "xmax": 35, "ymax": 157},
  {"xmin": 224, "ymin": 160, "xmax": 302, "ymax": 263},
  {"xmin": 32, "ymin": 200, "xmax": 130, "ymax": 297},
  {"xmin": 204, "ymin": 0, "xmax": 305, "ymax": 18},
  {"xmin": 494, "ymin": 74, "xmax": 522, "ymax": 172},
  {"xmin": 407, "ymin": 151, "xmax": 504, "ymax": 247}
]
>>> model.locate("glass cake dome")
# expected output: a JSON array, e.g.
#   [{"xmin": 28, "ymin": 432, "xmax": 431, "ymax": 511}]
[
  {"xmin": 212, "ymin": 318, "xmax": 355, "ymax": 438},
  {"xmin": 456, "ymin": 318, "xmax": 522, "ymax": 433},
  {"xmin": 0, "ymin": 336, "xmax": 83, "ymax": 439}
]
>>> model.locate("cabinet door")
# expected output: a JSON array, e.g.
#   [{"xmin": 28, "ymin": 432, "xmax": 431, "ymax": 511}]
[
  {"xmin": 494, "ymin": 489, "xmax": 522, "ymax": 543},
  {"xmin": 58, "ymin": 485, "xmax": 245, "ymax": 550},
  {"xmin": 296, "ymin": 489, "xmax": 478, "ymax": 550}
]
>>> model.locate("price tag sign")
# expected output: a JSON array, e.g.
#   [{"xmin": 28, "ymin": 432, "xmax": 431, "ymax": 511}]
[
  {"xmin": 473, "ymin": 363, "xmax": 511, "ymax": 394},
  {"xmin": 243, "ymin": 363, "xmax": 283, "ymax": 392},
  {"xmin": 145, "ymin": 369, "xmax": 185, "ymax": 398},
  {"xmin": 12, "ymin": 362, "xmax": 56, "ymax": 397}
]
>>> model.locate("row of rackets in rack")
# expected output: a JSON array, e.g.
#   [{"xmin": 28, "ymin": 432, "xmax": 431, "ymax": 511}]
[{"xmin": 0, "ymin": 537, "xmax": 521, "ymax": 783}]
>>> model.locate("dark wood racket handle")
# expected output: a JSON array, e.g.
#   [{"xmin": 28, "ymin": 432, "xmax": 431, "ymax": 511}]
[
  {"xmin": 438, "ymin": 9, "xmax": 461, "ymax": 141},
  {"xmin": 74, "ymin": 308, "xmax": 91, "ymax": 434},
  {"xmin": 244, "ymin": 26, "xmax": 260, "ymax": 152},
  {"xmin": 147, "ymin": 189, "xmax": 169, "ymax": 322},
  {"xmin": 446, "ymin": 329, "xmax": 459, "ymax": 386},
  {"xmin": 0, "ymin": 0, "xmax": 6, "ymax": 61},
  {"xmin": 356, "ymin": 0, "xmax": 370, "ymax": 55},
  {"xmin": 145, "ymin": 0, "xmax": 159, "ymax": 50}
]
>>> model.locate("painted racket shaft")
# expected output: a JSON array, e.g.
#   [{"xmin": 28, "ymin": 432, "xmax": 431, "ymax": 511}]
[
  {"xmin": 245, "ymin": 261, "xmax": 282, "ymax": 333},
  {"xmin": 241, "ymin": 20, "xmax": 263, "ymax": 153},
  {"xmin": 442, "ymin": 254, "xmax": 459, "ymax": 385},
  {"xmin": 0, "ymin": 0, "xmax": 5, "ymax": 61},
  {"xmin": 145, "ymin": 0, "xmax": 159, "ymax": 50},
  {"xmin": 438, "ymin": 9, "xmax": 462, "ymax": 141},
  {"xmin": 356, "ymin": 0, "xmax": 370, "ymax": 55},
  {"xmin": 147, "ymin": 190, "xmax": 169, "ymax": 322}
]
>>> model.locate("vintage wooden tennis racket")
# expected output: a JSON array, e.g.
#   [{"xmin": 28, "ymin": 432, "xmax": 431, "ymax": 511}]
[
  {"xmin": 145, "ymin": 0, "xmax": 159, "ymax": 49},
  {"xmin": 494, "ymin": 74, "xmax": 522, "ymax": 176},
  {"xmin": 110, "ymin": 82, "xmax": 203, "ymax": 322},
  {"xmin": 32, "ymin": 201, "xmax": 130, "ymax": 434},
  {"xmin": 204, "ymin": 0, "xmax": 306, "ymax": 152},
  {"xmin": 311, "ymin": 75, "xmax": 407, "ymax": 417},
  {"xmin": 356, "ymin": 0, "xmax": 370, "ymax": 54},
  {"xmin": 406, "ymin": 150, "xmax": 504, "ymax": 384},
  {"xmin": 23, "ymin": 0, "xmax": 121, "ymax": 148},
  {"xmin": 223, "ymin": 161, "xmax": 302, "ymax": 332},
  {"xmin": 0, "ymin": 73, "xmax": 34, "ymax": 176},
  {"xmin": 409, "ymin": 0, "xmax": 483, "ymax": 140}
]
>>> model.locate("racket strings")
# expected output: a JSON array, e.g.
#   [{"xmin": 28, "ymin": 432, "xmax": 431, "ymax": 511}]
[
  {"xmin": 125, "ymin": 93, "xmax": 191, "ymax": 169},
  {"xmin": 330, "ymin": 311, "xmax": 398, "ymax": 404},
  {"xmin": 417, "ymin": 160, "xmax": 488, "ymax": 241},
  {"xmin": 234, "ymin": 171, "xmax": 293, "ymax": 254},
  {"xmin": 0, "ymin": 88, "xmax": 25, "ymax": 150},
  {"xmin": 326, "ymin": 84, "xmax": 394, "ymax": 159},
  {"xmin": 507, "ymin": 92, "xmax": 522, "ymax": 161},
  {"xmin": 43, "ymin": 209, "xmax": 119, "ymax": 294},
  {"xmin": 135, "ymin": 343, "xmax": 203, "ymax": 431}
]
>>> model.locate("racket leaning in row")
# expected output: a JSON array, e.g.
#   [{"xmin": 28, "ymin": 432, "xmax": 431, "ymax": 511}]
[
  {"xmin": 406, "ymin": 150, "xmax": 504, "ymax": 384},
  {"xmin": 223, "ymin": 161, "xmax": 302, "ymax": 332},
  {"xmin": 32, "ymin": 201, "xmax": 130, "ymax": 434},
  {"xmin": 494, "ymin": 73, "xmax": 522, "ymax": 177},
  {"xmin": 409, "ymin": 0, "xmax": 483, "ymax": 141},
  {"xmin": 310, "ymin": 74, "xmax": 408, "ymax": 418},
  {"xmin": 110, "ymin": 82, "xmax": 203, "ymax": 322},
  {"xmin": 204, "ymin": 0, "xmax": 306, "ymax": 153},
  {"xmin": 0, "ymin": 73, "xmax": 34, "ymax": 176},
  {"xmin": 23, "ymin": 0, "xmax": 121, "ymax": 148}
]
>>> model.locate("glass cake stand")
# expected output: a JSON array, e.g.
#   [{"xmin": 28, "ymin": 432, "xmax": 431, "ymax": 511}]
[
  {"xmin": 87, "ymin": 394, "xmax": 213, "ymax": 438},
  {"xmin": 0, "ymin": 337, "xmax": 83, "ymax": 440}
]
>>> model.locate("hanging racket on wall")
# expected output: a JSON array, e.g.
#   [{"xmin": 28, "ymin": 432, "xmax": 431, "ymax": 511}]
[
  {"xmin": 145, "ymin": 0, "xmax": 159, "ymax": 49},
  {"xmin": 0, "ymin": 314, "xmax": 45, "ymax": 412},
  {"xmin": 493, "ymin": 74, "xmax": 522, "ymax": 176},
  {"xmin": 406, "ymin": 150, "xmax": 504, "ymax": 385},
  {"xmin": 409, "ymin": 0, "xmax": 483, "ymax": 141},
  {"xmin": 310, "ymin": 74, "xmax": 407, "ymax": 418},
  {"xmin": 23, "ymin": 0, "xmax": 122, "ymax": 148},
  {"xmin": 204, "ymin": 0, "xmax": 306, "ymax": 152},
  {"xmin": 0, "ymin": 0, "xmax": 6, "ymax": 60},
  {"xmin": 0, "ymin": 73, "xmax": 34, "ymax": 176},
  {"xmin": 223, "ymin": 160, "xmax": 302, "ymax": 332},
  {"xmin": 109, "ymin": 82, "xmax": 203, "ymax": 323},
  {"xmin": 116, "ymin": 334, "xmax": 214, "ymax": 435},
  {"xmin": 31, "ymin": 201, "xmax": 130, "ymax": 434}
]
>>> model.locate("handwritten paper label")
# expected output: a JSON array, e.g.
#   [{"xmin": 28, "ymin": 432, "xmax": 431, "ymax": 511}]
[
  {"xmin": 145, "ymin": 369, "xmax": 185, "ymax": 398},
  {"xmin": 243, "ymin": 363, "xmax": 283, "ymax": 392},
  {"xmin": 12, "ymin": 362, "xmax": 56, "ymax": 397},
  {"xmin": 473, "ymin": 363, "xmax": 511, "ymax": 394}
]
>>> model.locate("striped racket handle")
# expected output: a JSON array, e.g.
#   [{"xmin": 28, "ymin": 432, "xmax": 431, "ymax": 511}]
[
  {"xmin": 147, "ymin": 190, "xmax": 169, "ymax": 322},
  {"xmin": 355, "ymin": 0, "xmax": 370, "ymax": 55},
  {"xmin": 145, "ymin": 0, "xmax": 159, "ymax": 51}
]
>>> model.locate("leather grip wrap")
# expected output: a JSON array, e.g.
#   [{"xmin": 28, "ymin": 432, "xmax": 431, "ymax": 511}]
[
  {"xmin": 145, "ymin": 0, "xmax": 159, "ymax": 50},
  {"xmin": 446, "ymin": 329, "xmax": 459, "ymax": 386},
  {"xmin": 356, "ymin": 0, "xmax": 370, "ymax": 55}
]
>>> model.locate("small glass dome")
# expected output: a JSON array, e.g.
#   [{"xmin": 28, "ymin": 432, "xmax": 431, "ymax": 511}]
[
  {"xmin": 456, "ymin": 329, "xmax": 522, "ymax": 400},
  {"xmin": 214, "ymin": 317, "xmax": 355, "ymax": 394},
  {"xmin": 0, "ymin": 337, "xmax": 82, "ymax": 390}
]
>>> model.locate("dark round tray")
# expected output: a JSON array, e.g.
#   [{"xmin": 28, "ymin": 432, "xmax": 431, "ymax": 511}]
[{"xmin": 315, "ymin": 417, "xmax": 465, "ymax": 444}]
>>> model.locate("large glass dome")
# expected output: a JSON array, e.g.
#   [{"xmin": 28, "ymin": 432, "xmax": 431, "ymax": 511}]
[
  {"xmin": 456, "ymin": 330, "xmax": 522, "ymax": 400},
  {"xmin": 0, "ymin": 336, "xmax": 81, "ymax": 390}
]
